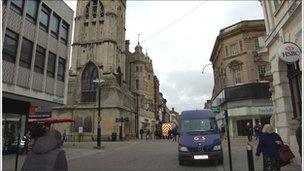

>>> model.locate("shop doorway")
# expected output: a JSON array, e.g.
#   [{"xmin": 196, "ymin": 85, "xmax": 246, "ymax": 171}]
[
  {"xmin": 2, "ymin": 113, "xmax": 27, "ymax": 154},
  {"xmin": 236, "ymin": 119, "xmax": 252, "ymax": 136},
  {"xmin": 260, "ymin": 116, "xmax": 271, "ymax": 125}
]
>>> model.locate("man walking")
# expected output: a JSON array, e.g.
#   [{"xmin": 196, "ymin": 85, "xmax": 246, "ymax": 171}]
[
  {"xmin": 62, "ymin": 130, "xmax": 67, "ymax": 144},
  {"xmin": 254, "ymin": 122, "xmax": 262, "ymax": 140}
]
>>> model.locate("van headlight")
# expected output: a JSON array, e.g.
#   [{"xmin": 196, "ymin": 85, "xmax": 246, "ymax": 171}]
[
  {"xmin": 213, "ymin": 145, "xmax": 221, "ymax": 151},
  {"xmin": 179, "ymin": 145, "xmax": 189, "ymax": 152}
]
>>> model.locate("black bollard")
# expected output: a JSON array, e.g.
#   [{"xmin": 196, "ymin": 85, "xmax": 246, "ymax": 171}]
[
  {"xmin": 224, "ymin": 110, "xmax": 233, "ymax": 171},
  {"xmin": 246, "ymin": 143, "xmax": 255, "ymax": 171}
]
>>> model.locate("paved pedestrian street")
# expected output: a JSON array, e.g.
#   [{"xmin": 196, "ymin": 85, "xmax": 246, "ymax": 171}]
[
  {"xmin": 2, "ymin": 138, "xmax": 301, "ymax": 171},
  {"xmin": 68, "ymin": 140, "xmax": 223, "ymax": 171}
]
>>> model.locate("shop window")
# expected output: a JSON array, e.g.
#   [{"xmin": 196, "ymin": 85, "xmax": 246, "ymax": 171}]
[
  {"xmin": 34, "ymin": 45, "xmax": 46, "ymax": 73},
  {"xmin": 51, "ymin": 13, "xmax": 60, "ymax": 39},
  {"xmin": 81, "ymin": 62, "xmax": 98, "ymax": 102},
  {"xmin": 19, "ymin": 38, "xmax": 34, "ymax": 69},
  {"xmin": 3, "ymin": 113, "xmax": 27, "ymax": 154},
  {"xmin": 287, "ymin": 61, "xmax": 302, "ymax": 119},
  {"xmin": 3, "ymin": 29, "xmax": 19, "ymax": 63},
  {"xmin": 26, "ymin": 0, "xmax": 38, "ymax": 24},
  {"xmin": 39, "ymin": 5, "xmax": 50, "ymax": 32},
  {"xmin": 57, "ymin": 57, "xmax": 66, "ymax": 82},
  {"xmin": 11, "ymin": 0, "xmax": 24, "ymax": 14},
  {"xmin": 47, "ymin": 52, "xmax": 56, "ymax": 78},
  {"xmin": 60, "ymin": 21, "xmax": 69, "ymax": 45}
]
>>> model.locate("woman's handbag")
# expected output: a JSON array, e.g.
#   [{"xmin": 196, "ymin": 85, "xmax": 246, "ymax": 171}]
[{"xmin": 278, "ymin": 144, "xmax": 295, "ymax": 167}]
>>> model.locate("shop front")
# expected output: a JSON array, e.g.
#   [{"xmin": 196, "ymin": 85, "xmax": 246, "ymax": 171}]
[
  {"xmin": 2, "ymin": 98, "xmax": 29, "ymax": 155},
  {"xmin": 221, "ymin": 105, "xmax": 273, "ymax": 138}
]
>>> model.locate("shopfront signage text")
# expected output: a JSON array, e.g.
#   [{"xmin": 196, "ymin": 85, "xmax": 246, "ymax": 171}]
[
  {"xmin": 52, "ymin": 97, "xmax": 64, "ymax": 104},
  {"xmin": 258, "ymin": 107, "xmax": 273, "ymax": 114},
  {"xmin": 278, "ymin": 42, "xmax": 301, "ymax": 63}
]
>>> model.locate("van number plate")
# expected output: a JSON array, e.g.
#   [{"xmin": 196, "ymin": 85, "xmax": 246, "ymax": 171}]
[{"xmin": 194, "ymin": 155, "xmax": 208, "ymax": 160}]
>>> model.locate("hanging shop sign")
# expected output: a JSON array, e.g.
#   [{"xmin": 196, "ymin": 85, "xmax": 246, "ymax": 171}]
[{"xmin": 277, "ymin": 42, "xmax": 301, "ymax": 63}]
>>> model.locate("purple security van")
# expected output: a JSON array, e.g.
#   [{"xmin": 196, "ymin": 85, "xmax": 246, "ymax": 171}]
[{"xmin": 178, "ymin": 110, "xmax": 223, "ymax": 165}]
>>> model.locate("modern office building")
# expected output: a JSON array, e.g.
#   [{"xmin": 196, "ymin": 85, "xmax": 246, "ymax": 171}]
[{"xmin": 2, "ymin": 0, "xmax": 73, "ymax": 153}]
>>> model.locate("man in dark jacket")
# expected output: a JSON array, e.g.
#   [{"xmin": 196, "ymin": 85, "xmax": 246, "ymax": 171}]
[{"xmin": 21, "ymin": 129, "xmax": 68, "ymax": 171}]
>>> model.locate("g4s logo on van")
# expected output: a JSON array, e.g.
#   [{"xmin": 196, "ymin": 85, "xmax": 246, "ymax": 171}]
[{"xmin": 193, "ymin": 136, "xmax": 206, "ymax": 142}]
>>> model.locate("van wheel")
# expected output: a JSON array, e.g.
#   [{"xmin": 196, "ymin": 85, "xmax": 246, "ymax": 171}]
[{"xmin": 179, "ymin": 160, "xmax": 185, "ymax": 166}]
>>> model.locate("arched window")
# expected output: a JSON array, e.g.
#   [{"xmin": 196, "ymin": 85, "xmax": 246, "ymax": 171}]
[
  {"xmin": 85, "ymin": 3, "xmax": 90, "ymax": 19},
  {"xmin": 100, "ymin": 2, "xmax": 104, "ymax": 17},
  {"xmin": 81, "ymin": 62, "xmax": 98, "ymax": 102},
  {"xmin": 85, "ymin": 0, "xmax": 104, "ymax": 19},
  {"xmin": 92, "ymin": 0, "xmax": 97, "ymax": 18}
]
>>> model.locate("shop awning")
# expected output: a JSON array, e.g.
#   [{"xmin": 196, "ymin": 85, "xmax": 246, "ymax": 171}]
[{"xmin": 28, "ymin": 118, "xmax": 75, "ymax": 125}]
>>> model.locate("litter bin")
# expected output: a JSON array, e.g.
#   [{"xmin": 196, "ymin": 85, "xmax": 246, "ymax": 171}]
[{"xmin": 112, "ymin": 133, "xmax": 117, "ymax": 141}]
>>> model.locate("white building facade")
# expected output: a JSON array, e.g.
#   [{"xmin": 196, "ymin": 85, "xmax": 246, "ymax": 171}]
[{"xmin": 259, "ymin": 0, "xmax": 302, "ymax": 164}]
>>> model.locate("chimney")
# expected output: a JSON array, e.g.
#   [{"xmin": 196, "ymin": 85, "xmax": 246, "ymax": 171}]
[{"xmin": 172, "ymin": 108, "xmax": 175, "ymax": 112}]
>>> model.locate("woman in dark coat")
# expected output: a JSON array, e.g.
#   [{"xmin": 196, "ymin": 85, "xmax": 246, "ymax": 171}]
[
  {"xmin": 256, "ymin": 124, "xmax": 283, "ymax": 171},
  {"xmin": 21, "ymin": 129, "xmax": 68, "ymax": 171}
]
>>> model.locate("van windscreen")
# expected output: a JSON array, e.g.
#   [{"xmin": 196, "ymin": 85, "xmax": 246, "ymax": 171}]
[{"xmin": 181, "ymin": 118, "xmax": 218, "ymax": 134}]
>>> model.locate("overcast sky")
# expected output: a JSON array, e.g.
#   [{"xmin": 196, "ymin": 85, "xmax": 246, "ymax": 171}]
[{"xmin": 64, "ymin": 1, "xmax": 264, "ymax": 113}]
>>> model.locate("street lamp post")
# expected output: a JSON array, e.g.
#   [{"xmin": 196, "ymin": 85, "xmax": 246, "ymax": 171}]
[
  {"xmin": 93, "ymin": 79, "xmax": 105, "ymax": 148},
  {"xmin": 202, "ymin": 63, "xmax": 212, "ymax": 74},
  {"xmin": 135, "ymin": 93, "xmax": 139, "ymax": 138}
]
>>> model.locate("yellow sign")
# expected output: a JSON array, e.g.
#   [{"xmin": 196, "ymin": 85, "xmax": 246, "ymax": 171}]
[
  {"xmin": 162, "ymin": 123, "xmax": 172, "ymax": 137},
  {"xmin": 97, "ymin": 116, "xmax": 101, "ymax": 122}
]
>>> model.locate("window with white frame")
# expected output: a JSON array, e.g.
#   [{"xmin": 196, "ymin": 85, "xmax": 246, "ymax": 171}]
[
  {"xmin": 258, "ymin": 65, "xmax": 266, "ymax": 76},
  {"xmin": 234, "ymin": 69, "xmax": 241, "ymax": 84}
]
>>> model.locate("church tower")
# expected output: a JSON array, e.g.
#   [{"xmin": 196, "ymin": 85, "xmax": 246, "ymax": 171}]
[
  {"xmin": 71, "ymin": 0, "xmax": 126, "ymax": 77},
  {"xmin": 52, "ymin": 0, "xmax": 136, "ymax": 141}
]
